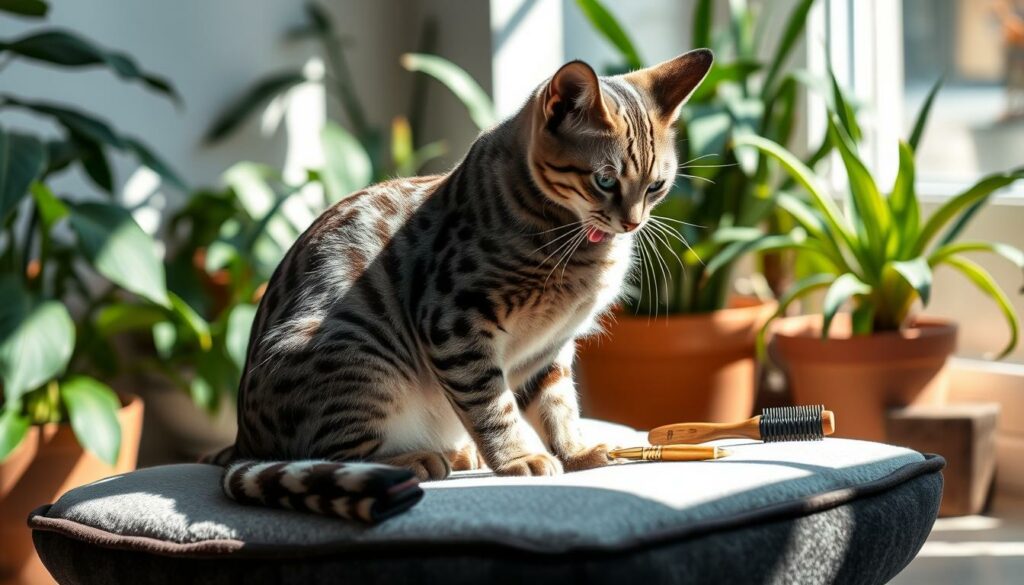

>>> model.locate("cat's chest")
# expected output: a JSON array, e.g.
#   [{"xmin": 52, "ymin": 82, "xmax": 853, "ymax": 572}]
[{"xmin": 500, "ymin": 236, "xmax": 633, "ymax": 363}]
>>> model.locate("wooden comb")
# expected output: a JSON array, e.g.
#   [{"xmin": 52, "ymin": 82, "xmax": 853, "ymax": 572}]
[{"xmin": 648, "ymin": 405, "xmax": 836, "ymax": 445}]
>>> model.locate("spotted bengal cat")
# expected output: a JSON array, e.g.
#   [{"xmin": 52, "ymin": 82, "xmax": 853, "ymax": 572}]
[{"xmin": 214, "ymin": 49, "xmax": 713, "ymax": 518}]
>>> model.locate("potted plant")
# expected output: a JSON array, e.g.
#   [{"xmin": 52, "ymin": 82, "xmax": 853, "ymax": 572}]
[
  {"xmin": 736, "ymin": 78, "xmax": 1024, "ymax": 441},
  {"xmin": 571, "ymin": 0, "xmax": 823, "ymax": 427},
  {"xmin": 0, "ymin": 2, "xmax": 187, "ymax": 579}
]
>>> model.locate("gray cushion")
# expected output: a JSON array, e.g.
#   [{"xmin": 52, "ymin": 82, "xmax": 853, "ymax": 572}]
[{"xmin": 30, "ymin": 420, "xmax": 943, "ymax": 584}]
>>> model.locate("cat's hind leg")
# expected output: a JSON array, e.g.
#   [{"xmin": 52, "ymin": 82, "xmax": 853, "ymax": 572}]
[{"xmin": 376, "ymin": 451, "xmax": 452, "ymax": 481}]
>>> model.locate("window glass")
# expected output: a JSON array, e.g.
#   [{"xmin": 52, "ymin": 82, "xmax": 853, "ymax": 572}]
[{"xmin": 902, "ymin": 0, "xmax": 1024, "ymax": 182}]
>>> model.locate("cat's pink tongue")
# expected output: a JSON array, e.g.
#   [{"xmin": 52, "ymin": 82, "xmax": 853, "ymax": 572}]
[{"xmin": 587, "ymin": 227, "xmax": 608, "ymax": 244}]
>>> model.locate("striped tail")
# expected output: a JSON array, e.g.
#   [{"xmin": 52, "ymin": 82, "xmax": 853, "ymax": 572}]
[{"xmin": 222, "ymin": 460, "xmax": 424, "ymax": 523}]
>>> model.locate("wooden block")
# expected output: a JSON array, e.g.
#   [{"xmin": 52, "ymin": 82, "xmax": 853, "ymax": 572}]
[{"xmin": 886, "ymin": 403, "xmax": 999, "ymax": 517}]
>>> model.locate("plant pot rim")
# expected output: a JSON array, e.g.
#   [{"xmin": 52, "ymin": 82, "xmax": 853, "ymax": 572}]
[
  {"xmin": 584, "ymin": 297, "xmax": 777, "ymax": 356},
  {"xmin": 771, "ymin": 314, "xmax": 957, "ymax": 363},
  {"xmin": 610, "ymin": 296, "xmax": 777, "ymax": 325}
]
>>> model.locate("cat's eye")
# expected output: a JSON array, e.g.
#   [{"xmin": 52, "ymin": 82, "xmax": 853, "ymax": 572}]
[
  {"xmin": 594, "ymin": 173, "xmax": 618, "ymax": 191},
  {"xmin": 647, "ymin": 180, "xmax": 666, "ymax": 193}
]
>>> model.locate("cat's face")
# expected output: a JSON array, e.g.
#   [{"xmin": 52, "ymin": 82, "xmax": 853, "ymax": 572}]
[{"xmin": 529, "ymin": 49, "xmax": 713, "ymax": 243}]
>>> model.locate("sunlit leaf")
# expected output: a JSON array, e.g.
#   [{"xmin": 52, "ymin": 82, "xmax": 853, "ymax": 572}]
[
  {"xmin": 0, "ymin": 408, "xmax": 30, "ymax": 461},
  {"xmin": 69, "ymin": 201, "xmax": 170, "ymax": 307},
  {"xmin": 320, "ymin": 121, "xmax": 373, "ymax": 202},
  {"xmin": 60, "ymin": 376, "xmax": 122, "ymax": 466},
  {"xmin": 0, "ymin": 277, "xmax": 75, "ymax": 403},
  {"xmin": 401, "ymin": 53, "xmax": 496, "ymax": 130}
]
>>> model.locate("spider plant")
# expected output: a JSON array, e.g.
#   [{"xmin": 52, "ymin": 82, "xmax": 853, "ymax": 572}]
[
  {"xmin": 575, "ymin": 0, "xmax": 829, "ymax": 315},
  {"xmin": 735, "ymin": 78, "xmax": 1024, "ymax": 358}
]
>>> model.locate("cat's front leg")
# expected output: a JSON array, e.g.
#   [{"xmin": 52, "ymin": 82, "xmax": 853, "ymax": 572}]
[
  {"xmin": 432, "ymin": 349, "xmax": 562, "ymax": 477},
  {"xmin": 523, "ymin": 342, "xmax": 615, "ymax": 472}
]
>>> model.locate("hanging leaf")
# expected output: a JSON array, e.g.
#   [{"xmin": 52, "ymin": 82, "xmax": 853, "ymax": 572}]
[
  {"xmin": 0, "ymin": 127, "xmax": 47, "ymax": 222},
  {"xmin": 68, "ymin": 201, "xmax": 170, "ymax": 307},
  {"xmin": 73, "ymin": 134, "xmax": 114, "ymax": 193},
  {"xmin": 0, "ymin": 277, "xmax": 75, "ymax": 403},
  {"xmin": 938, "ymin": 255, "xmax": 1019, "ymax": 359},
  {"xmin": 203, "ymin": 71, "xmax": 308, "ymax": 143},
  {"xmin": 887, "ymin": 257, "xmax": 932, "ymax": 306},
  {"xmin": 93, "ymin": 302, "xmax": 169, "ymax": 336},
  {"xmin": 29, "ymin": 181, "xmax": 68, "ymax": 229},
  {"xmin": 0, "ymin": 0, "xmax": 48, "ymax": 17},
  {"xmin": 320, "ymin": 121, "xmax": 373, "ymax": 202},
  {"xmin": 123, "ymin": 137, "xmax": 187, "ymax": 191},
  {"xmin": 0, "ymin": 29, "xmax": 179, "ymax": 102},
  {"xmin": 59, "ymin": 376, "xmax": 122, "ymax": 466},
  {"xmin": 401, "ymin": 53, "xmax": 496, "ymax": 130}
]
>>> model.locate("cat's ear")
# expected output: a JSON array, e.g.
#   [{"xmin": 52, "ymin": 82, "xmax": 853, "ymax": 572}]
[
  {"xmin": 543, "ymin": 60, "xmax": 612, "ymax": 131},
  {"xmin": 627, "ymin": 49, "xmax": 714, "ymax": 123}
]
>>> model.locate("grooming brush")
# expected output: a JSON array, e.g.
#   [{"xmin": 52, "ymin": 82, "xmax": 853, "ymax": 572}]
[
  {"xmin": 608, "ymin": 445, "xmax": 731, "ymax": 462},
  {"xmin": 647, "ymin": 405, "xmax": 835, "ymax": 445}
]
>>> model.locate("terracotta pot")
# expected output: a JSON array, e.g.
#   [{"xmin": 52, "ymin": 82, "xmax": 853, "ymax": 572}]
[
  {"xmin": 0, "ymin": 394, "xmax": 143, "ymax": 584},
  {"xmin": 772, "ymin": 314, "xmax": 957, "ymax": 442},
  {"xmin": 576, "ymin": 298, "xmax": 776, "ymax": 429}
]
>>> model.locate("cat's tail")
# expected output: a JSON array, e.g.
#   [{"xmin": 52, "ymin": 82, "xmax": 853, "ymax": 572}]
[{"xmin": 220, "ymin": 459, "xmax": 424, "ymax": 523}]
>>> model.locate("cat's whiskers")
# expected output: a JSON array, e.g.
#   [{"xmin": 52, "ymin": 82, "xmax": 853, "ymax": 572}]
[
  {"xmin": 643, "ymin": 221, "xmax": 687, "ymax": 275},
  {"xmin": 536, "ymin": 225, "xmax": 587, "ymax": 272},
  {"xmin": 648, "ymin": 218, "xmax": 704, "ymax": 266},
  {"xmin": 530, "ymin": 224, "xmax": 586, "ymax": 256},
  {"xmin": 559, "ymin": 227, "xmax": 589, "ymax": 282},
  {"xmin": 676, "ymin": 153, "xmax": 719, "ymax": 168},
  {"xmin": 650, "ymin": 215, "xmax": 706, "ymax": 229},
  {"xmin": 543, "ymin": 229, "xmax": 588, "ymax": 287},
  {"xmin": 526, "ymin": 219, "xmax": 586, "ymax": 236},
  {"xmin": 636, "ymin": 230, "xmax": 659, "ymax": 322},
  {"xmin": 678, "ymin": 173, "xmax": 716, "ymax": 185}
]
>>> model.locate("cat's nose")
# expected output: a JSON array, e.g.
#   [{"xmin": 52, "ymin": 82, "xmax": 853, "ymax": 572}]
[{"xmin": 621, "ymin": 221, "xmax": 639, "ymax": 232}]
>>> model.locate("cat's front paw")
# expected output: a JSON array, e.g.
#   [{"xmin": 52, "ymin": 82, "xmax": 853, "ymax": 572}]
[
  {"xmin": 493, "ymin": 452, "xmax": 563, "ymax": 476},
  {"xmin": 561, "ymin": 443, "xmax": 615, "ymax": 472}
]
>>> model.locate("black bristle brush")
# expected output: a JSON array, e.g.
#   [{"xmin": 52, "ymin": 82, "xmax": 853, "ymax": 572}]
[{"xmin": 647, "ymin": 405, "xmax": 835, "ymax": 445}]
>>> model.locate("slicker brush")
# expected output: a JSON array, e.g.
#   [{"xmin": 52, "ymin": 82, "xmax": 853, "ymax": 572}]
[{"xmin": 648, "ymin": 405, "xmax": 836, "ymax": 445}]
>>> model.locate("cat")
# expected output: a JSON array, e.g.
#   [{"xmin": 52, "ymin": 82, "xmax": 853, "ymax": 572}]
[{"xmin": 213, "ymin": 49, "xmax": 713, "ymax": 518}]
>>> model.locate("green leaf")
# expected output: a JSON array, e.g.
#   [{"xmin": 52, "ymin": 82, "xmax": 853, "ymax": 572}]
[
  {"xmin": 0, "ymin": 127, "xmax": 47, "ymax": 222},
  {"xmin": 827, "ymin": 114, "xmax": 889, "ymax": 265},
  {"xmin": 2, "ymin": 97, "xmax": 124, "ymax": 147},
  {"xmin": 391, "ymin": 116, "xmax": 413, "ymax": 174},
  {"xmin": 704, "ymin": 229, "xmax": 817, "ymax": 278},
  {"xmin": 190, "ymin": 375, "xmax": 216, "ymax": 414},
  {"xmin": 829, "ymin": 70, "xmax": 862, "ymax": 143},
  {"xmin": 914, "ymin": 169, "xmax": 1024, "ymax": 255},
  {"xmin": 693, "ymin": 0, "xmax": 713, "ymax": 49},
  {"xmin": 59, "ymin": 376, "xmax": 122, "ymax": 466},
  {"xmin": 203, "ymin": 71, "xmax": 307, "ymax": 143},
  {"xmin": 761, "ymin": 0, "xmax": 815, "ymax": 98},
  {"xmin": 691, "ymin": 60, "xmax": 762, "ymax": 103},
  {"xmin": 0, "ymin": 0, "xmax": 48, "ymax": 17},
  {"xmin": 401, "ymin": 53, "xmax": 496, "ymax": 130},
  {"xmin": 574, "ymin": 0, "xmax": 643, "ymax": 69},
  {"xmin": 152, "ymin": 322, "xmax": 176, "ymax": 359},
  {"xmin": 889, "ymin": 141, "xmax": 919, "ymax": 256},
  {"xmin": 733, "ymin": 134, "xmax": 860, "ymax": 259},
  {"xmin": 822, "ymin": 273, "xmax": 872, "ymax": 338},
  {"xmin": 0, "ymin": 408, "xmax": 30, "ymax": 461},
  {"xmin": 909, "ymin": 76, "xmax": 943, "ymax": 152},
  {"xmin": 68, "ymin": 201, "xmax": 170, "ymax": 307},
  {"xmin": 29, "ymin": 181, "xmax": 67, "ymax": 229},
  {"xmin": 168, "ymin": 292, "xmax": 212, "ymax": 351},
  {"xmin": 888, "ymin": 257, "xmax": 932, "ymax": 306},
  {"xmin": 929, "ymin": 241, "xmax": 1024, "ymax": 274},
  {"xmin": 0, "ymin": 29, "xmax": 179, "ymax": 102},
  {"xmin": 73, "ymin": 135, "xmax": 114, "ymax": 192},
  {"xmin": 0, "ymin": 277, "xmax": 75, "ymax": 403},
  {"xmin": 407, "ymin": 141, "xmax": 447, "ymax": 175},
  {"xmin": 123, "ymin": 137, "xmax": 187, "ymax": 191},
  {"xmin": 320, "ymin": 121, "xmax": 373, "ymax": 202},
  {"xmin": 756, "ymin": 273, "xmax": 836, "ymax": 360},
  {"xmin": 94, "ymin": 303, "xmax": 169, "ymax": 336},
  {"xmin": 937, "ymin": 255, "xmax": 1019, "ymax": 359},
  {"xmin": 225, "ymin": 303, "xmax": 257, "ymax": 370}
]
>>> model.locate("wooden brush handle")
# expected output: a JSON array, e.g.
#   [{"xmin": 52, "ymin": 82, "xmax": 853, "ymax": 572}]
[{"xmin": 647, "ymin": 417, "xmax": 761, "ymax": 445}]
